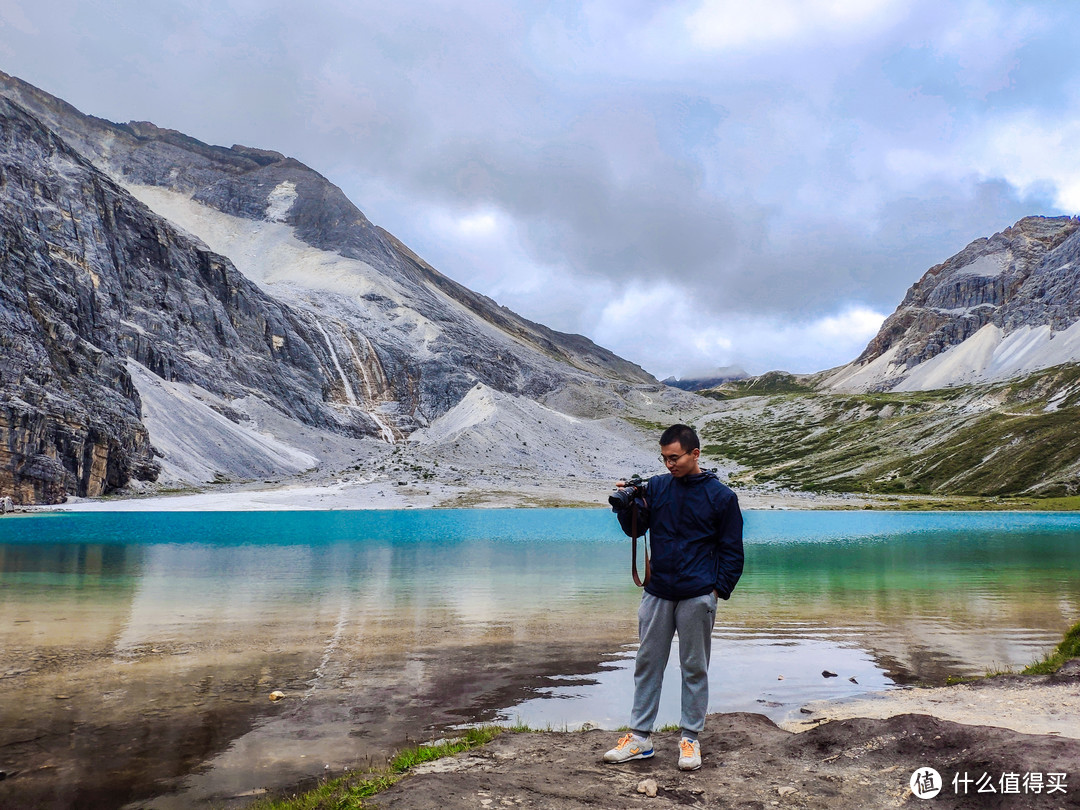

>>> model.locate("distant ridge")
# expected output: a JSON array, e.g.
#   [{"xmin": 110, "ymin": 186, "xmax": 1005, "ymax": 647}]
[{"xmin": 662, "ymin": 367, "xmax": 749, "ymax": 391}]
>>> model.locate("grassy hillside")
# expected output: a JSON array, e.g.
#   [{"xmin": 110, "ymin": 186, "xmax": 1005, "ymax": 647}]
[{"xmin": 699, "ymin": 364, "xmax": 1080, "ymax": 498}]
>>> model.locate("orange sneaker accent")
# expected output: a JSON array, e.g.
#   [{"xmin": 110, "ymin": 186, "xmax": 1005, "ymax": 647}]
[
  {"xmin": 603, "ymin": 733, "xmax": 654, "ymax": 763},
  {"xmin": 678, "ymin": 736, "xmax": 701, "ymax": 770}
]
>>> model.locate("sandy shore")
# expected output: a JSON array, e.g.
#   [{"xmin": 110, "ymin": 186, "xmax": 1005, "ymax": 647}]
[{"xmin": 783, "ymin": 660, "xmax": 1080, "ymax": 739}]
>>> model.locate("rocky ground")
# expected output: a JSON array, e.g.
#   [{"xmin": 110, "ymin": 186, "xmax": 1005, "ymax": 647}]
[
  {"xmin": 45, "ymin": 393, "xmax": 872, "ymax": 513},
  {"xmin": 370, "ymin": 663, "xmax": 1080, "ymax": 810}
]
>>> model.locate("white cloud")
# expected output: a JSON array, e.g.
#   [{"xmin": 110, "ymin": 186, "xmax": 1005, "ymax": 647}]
[
  {"xmin": 931, "ymin": 0, "xmax": 1046, "ymax": 93},
  {"xmin": 978, "ymin": 116, "xmax": 1080, "ymax": 212},
  {"xmin": 816, "ymin": 307, "xmax": 888, "ymax": 339},
  {"xmin": 428, "ymin": 208, "xmax": 509, "ymax": 244},
  {"xmin": 690, "ymin": 327, "xmax": 734, "ymax": 356},
  {"xmin": 0, "ymin": 0, "xmax": 37, "ymax": 35},
  {"xmin": 594, "ymin": 281, "xmax": 683, "ymax": 342},
  {"xmin": 883, "ymin": 148, "xmax": 958, "ymax": 188},
  {"xmin": 592, "ymin": 282, "xmax": 886, "ymax": 377},
  {"xmin": 714, "ymin": 307, "xmax": 888, "ymax": 375},
  {"xmin": 455, "ymin": 211, "xmax": 501, "ymax": 238},
  {"xmin": 686, "ymin": 0, "xmax": 902, "ymax": 50}
]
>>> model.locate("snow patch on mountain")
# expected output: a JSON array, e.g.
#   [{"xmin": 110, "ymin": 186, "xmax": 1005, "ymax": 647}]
[{"xmin": 265, "ymin": 180, "xmax": 297, "ymax": 222}]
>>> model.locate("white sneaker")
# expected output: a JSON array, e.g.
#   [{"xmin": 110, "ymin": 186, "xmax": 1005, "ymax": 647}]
[
  {"xmin": 678, "ymin": 737, "xmax": 701, "ymax": 770},
  {"xmin": 602, "ymin": 733, "xmax": 654, "ymax": 763}
]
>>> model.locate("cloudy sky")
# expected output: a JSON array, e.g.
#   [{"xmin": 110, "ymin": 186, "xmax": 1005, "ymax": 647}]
[{"xmin": 2, "ymin": 0, "xmax": 1078, "ymax": 378}]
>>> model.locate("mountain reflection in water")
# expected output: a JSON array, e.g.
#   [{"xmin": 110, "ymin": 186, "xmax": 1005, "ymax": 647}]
[{"xmin": 1, "ymin": 509, "xmax": 1078, "ymax": 809}]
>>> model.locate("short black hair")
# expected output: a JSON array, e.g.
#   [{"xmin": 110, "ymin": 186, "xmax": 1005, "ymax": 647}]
[{"xmin": 660, "ymin": 424, "xmax": 699, "ymax": 452}]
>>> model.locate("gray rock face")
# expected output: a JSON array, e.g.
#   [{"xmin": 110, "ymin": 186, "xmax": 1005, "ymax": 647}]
[
  {"xmin": 856, "ymin": 216, "xmax": 1080, "ymax": 373},
  {"xmin": 0, "ymin": 95, "xmax": 388, "ymax": 500},
  {"xmin": 0, "ymin": 96, "xmax": 157, "ymax": 501},
  {"xmin": 0, "ymin": 71, "xmax": 659, "ymax": 502}
]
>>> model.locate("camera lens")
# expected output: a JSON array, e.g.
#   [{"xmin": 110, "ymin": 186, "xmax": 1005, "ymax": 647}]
[{"xmin": 608, "ymin": 487, "xmax": 635, "ymax": 510}]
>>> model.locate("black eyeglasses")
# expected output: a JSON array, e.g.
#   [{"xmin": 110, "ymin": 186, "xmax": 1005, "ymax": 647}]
[{"xmin": 660, "ymin": 452, "xmax": 691, "ymax": 465}]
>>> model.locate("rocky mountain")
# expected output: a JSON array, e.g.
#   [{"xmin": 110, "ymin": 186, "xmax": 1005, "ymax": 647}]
[
  {"xmin": 0, "ymin": 94, "xmax": 369, "ymax": 501},
  {"xmin": 828, "ymin": 215, "xmax": 1080, "ymax": 392},
  {"xmin": 688, "ymin": 216, "xmax": 1080, "ymax": 501},
  {"xmin": 0, "ymin": 72, "xmax": 666, "ymax": 503}
]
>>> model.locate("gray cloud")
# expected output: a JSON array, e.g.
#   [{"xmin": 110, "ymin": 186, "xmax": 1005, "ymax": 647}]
[{"xmin": 4, "ymin": 0, "xmax": 1078, "ymax": 376}]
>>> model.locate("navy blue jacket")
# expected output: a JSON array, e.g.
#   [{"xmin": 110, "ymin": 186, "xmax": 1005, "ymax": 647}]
[{"xmin": 616, "ymin": 470, "xmax": 744, "ymax": 601}]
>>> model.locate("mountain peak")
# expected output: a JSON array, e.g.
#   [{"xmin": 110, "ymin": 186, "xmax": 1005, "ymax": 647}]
[
  {"xmin": 230, "ymin": 143, "xmax": 288, "ymax": 164},
  {"xmin": 0, "ymin": 71, "xmax": 665, "ymax": 503},
  {"xmin": 830, "ymin": 215, "xmax": 1080, "ymax": 392}
]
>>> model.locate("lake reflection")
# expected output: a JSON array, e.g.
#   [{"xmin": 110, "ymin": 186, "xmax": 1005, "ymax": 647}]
[{"xmin": 1, "ymin": 509, "xmax": 1078, "ymax": 808}]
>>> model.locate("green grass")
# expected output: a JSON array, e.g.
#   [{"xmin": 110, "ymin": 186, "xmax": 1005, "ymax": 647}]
[
  {"xmin": 698, "ymin": 366, "xmax": 1080, "ymax": 501},
  {"xmin": 944, "ymin": 620, "xmax": 1080, "ymax": 684},
  {"xmin": 1025, "ymin": 494, "xmax": 1080, "ymax": 511},
  {"xmin": 870, "ymin": 408, "xmax": 1080, "ymax": 496},
  {"xmin": 1022, "ymin": 621, "xmax": 1080, "ymax": 675},
  {"xmin": 863, "ymin": 493, "xmax": 1080, "ymax": 511},
  {"xmin": 624, "ymin": 416, "xmax": 668, "ymax": 434},
  {"xmin": 246, "ymin": 726, "xmax": 504, "ymax": 810}
]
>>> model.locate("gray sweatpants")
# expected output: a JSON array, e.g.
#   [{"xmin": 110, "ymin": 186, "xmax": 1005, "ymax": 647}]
[{"xmin": 630, "ymin": 591, "xmax": 717, "ymax": 739}]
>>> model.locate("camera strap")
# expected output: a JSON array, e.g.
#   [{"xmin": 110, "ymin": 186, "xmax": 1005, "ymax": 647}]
[{"xmin": 630, "ymin": 501, "xmax": 651, "ymax": 587}]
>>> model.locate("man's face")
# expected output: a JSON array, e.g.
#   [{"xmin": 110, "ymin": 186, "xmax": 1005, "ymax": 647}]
[{"xmin": 660, "ymin": 441, "xmax": 701, "ymax": 478}]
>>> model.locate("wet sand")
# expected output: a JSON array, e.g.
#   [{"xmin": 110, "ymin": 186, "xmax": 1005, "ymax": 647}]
[
  {"xmin": 4, "ymin": 615, "xmax": 1078, "ymax": 808},
  {"xmin": 0, "ymin": 618, "xmax": 636, "ymax": 809},
  {"xmin": 5, "ymin": 624, "xmax": 1076, "ymax": 809}
]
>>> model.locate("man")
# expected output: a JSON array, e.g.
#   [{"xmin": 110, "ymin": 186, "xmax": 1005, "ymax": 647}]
[{"xmin": 603, "ymin": 424, "xmax": 744, "ymax": 771}]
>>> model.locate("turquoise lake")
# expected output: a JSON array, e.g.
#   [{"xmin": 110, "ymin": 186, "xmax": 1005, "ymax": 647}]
[{"xmin": 2, "ymin": 508, "xmax": 1079, "ymax": 807}]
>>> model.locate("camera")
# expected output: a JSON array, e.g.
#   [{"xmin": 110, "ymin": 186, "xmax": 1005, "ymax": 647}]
[{"xmin": 608, "ymin": 474, "xmax": 647, "ymax": 510}]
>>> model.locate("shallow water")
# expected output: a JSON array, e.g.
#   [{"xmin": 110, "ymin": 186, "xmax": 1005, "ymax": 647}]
[{"xmin": 1, "ymin": 509, "xmax": 1078, "ymax": 808}]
